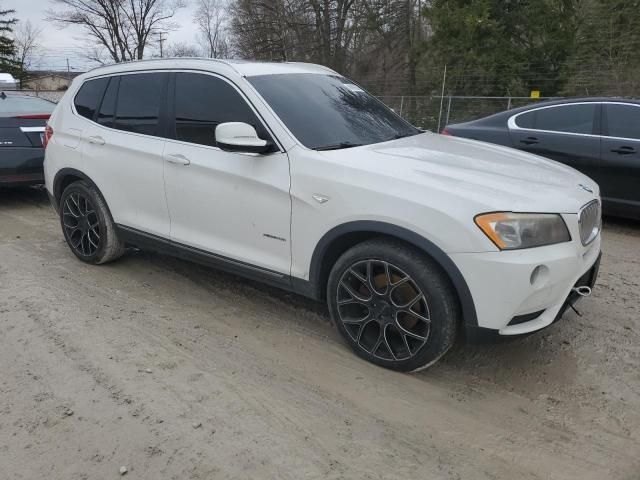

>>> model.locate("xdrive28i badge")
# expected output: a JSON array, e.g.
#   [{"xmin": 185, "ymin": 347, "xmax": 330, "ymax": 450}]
[{"xmin": 578, "ymin": 184, "xmax": 594, "ymax": 194}]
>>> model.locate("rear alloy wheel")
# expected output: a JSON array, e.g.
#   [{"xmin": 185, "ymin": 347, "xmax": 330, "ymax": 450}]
[
  {"xmin": 328, "ymin": 239, "xmax": 460, "ymax": 372},
  {"xmin": 59, "ymin": 181, "xmax": 125, "ymax": 264},
  {"xmin": 62, "ymin": 192, "xmax": 101, "ymax": 257}
]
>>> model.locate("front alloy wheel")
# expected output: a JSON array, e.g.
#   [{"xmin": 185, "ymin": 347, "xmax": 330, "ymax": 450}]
[
  {"xmin": 337, "ymin": 260, "xmax": 431, "ymax": 361},
  {"xmin": 328, "ymin": 239, "xmax": 460, "ymax": 372}
]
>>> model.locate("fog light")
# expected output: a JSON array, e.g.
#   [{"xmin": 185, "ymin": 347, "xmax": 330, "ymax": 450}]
[{"xmin": 530, "ymin": 265, "xmax": 549, "ymax": 287}]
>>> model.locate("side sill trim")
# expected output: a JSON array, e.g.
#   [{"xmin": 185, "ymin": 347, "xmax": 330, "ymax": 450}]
[
  {"xmin": 115, "ymin": 225, "xmax": 317, "ymax": 298},
  {"xmin": 117, "ymin": 224, "xmax": 284, "ymax": 277}
]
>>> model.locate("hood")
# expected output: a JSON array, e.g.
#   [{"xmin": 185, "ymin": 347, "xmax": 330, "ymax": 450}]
[{"xmin": 336, "ymin": 132, "xmax": 599, "ymax": 214}]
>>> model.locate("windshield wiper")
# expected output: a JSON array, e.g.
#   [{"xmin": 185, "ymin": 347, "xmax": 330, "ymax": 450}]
[
  {"xmin": 313, "ymin": 142, "xmax": 364, "ymax": 151},
  {"xmin": 387, "ymin": 131, "xmax": 419, "ymax": 141}
]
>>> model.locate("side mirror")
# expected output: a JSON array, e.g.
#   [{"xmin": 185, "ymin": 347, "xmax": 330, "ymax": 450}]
[{"xmin": 215, "ymin": 122, "xmax": 271, "ymax": 154}]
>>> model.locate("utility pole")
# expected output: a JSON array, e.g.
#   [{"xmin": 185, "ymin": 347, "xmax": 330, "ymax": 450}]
[
  {"xmin": 158, "ymin": 32, "xmax": 167, "ymax": 58},
  {"xmin": 437, "ymin": 65, "xmax": 447, "ymax": 133},
  {"xmin": 66, "ymin": 58, "xmax": 70, "ymax": 80}
]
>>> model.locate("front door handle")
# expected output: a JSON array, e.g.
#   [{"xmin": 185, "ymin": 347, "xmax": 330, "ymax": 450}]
[
  {"xmin": 87, "ymin": 135, "xmax": 105, "ymax": 146},
  {"xmin": 520, "ymin": 136, "xmax": 539, "ymax": 145},
  {"xmin": 165, "ymin": 153, "xmax": 191, "ymax": 165},
  {"xmin": 611, "ymin": 146, "xmax": 636, "ymax": 155}
]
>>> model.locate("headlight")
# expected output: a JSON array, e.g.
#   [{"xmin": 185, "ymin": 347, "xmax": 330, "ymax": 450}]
[{"xmin": 475, "ymin": 212, "xmax": 571, "ymax": 250}]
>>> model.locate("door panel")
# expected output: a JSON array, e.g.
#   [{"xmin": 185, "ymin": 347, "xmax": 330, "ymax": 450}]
[
  {"xmin": 81, "ymin": 73, "xmax": 170, "ymax": 237},
  {"xmin": 508, "ymin": 103, "xmax": 601, "ymax": 183},
  {"xmin": 83, "ymin": 126, "xmax": 169, "ymax": 235},
  {"xmin": 164, "ymin": 143, "xmax": 291, "ymax": 274},
  {"xmin": 599, "ymin": 103, "xmax": 640, "ymax": 216},
  {"xmin": 163, "ymin": 72, "xmax": 291, "ymax": 275}
]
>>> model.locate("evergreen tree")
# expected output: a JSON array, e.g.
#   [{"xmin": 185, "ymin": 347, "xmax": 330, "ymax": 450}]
[
  {"xmin": 0, "ymin": 4, "xmax": 17, "ymax": 73},
  {"xmin": 421, "ymin": 0, "xmax": 578, "ymax": 96},
  {"xmin": 566, "ymin": 0, "xmax": 640, "ymax": 96}
]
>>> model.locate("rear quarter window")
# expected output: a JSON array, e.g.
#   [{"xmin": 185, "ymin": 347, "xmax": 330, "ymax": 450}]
[
  {"xmin": 514, "ymin": 104, "xmax": 596, "ymax": 134},
  {"xmin": 514, "ymin": 111, "xmax": 535, "ymax": 128},
  {"xmin": 74, "ymin": 77, "xmax": 109, "ymax": 120}
]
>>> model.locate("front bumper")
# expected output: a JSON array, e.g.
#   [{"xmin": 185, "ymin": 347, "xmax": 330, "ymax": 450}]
[{"xmin": 451, "ymin": 215, "xmax": 601, "ymax": 339}]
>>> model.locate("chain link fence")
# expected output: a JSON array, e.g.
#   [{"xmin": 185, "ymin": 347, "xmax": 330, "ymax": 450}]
[{"xmin": 379, "ymin": 95, "xmax": 557, "ymax": 131}]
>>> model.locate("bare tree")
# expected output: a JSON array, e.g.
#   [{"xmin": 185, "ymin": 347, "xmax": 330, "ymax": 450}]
[
  {"xmin": 230, "ymin": 0, "xmax": 316, "ymax": 62},
  {"xmin": 168, "ymin": 41, "xmax": 201, "ymax": 57},
  {"xmin": 47, "ymin": 0, "xmax": 185, "ymax": 63},
  {"xmin": 307, "ymin": 0, "xmax": 356, "ymax": 72},
  {"xmin": 229, "ymin": 0, "xmax": 362, "ymax": 73},
  {"xmin": 194, "ymin": 0, "xmax": 229, "ymax": 58},
  {"xmin": 12, "ymin": 20, "xmax": 42, "ymax": 72}
]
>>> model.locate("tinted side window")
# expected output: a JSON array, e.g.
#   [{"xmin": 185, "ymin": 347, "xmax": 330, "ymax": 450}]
[
  {"xmin": 530, "ymin": 104, "xmax": 596, "ymax": 134},
  {"xmin": 114, "ymin": 73, "xmax": 166, "ymax": 136},
  {"xmin": 174, "ymin": 73, "xmax": 267, "ymax": 147},
  {"xmin": 74, "ymin": 77, "xmax": 109, "ymax": 120},
  {"xmin": 97, "ymin": 76, "xmax": 119, "ymax": 128},
  {"xmin": 515, "ymin": 111, "xmax": 535, "ymax": 128},
  {"xmin": 605, "ymin": 104, "xmax": 640, "ymax": 140}
]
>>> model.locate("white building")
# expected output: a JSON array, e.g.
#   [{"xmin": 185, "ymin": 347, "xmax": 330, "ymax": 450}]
[{"xmin": 0, "ymin": 73, "xmax": 18, "ymax": 90}]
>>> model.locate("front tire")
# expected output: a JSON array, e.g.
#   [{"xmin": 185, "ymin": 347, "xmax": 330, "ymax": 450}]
[
  {"xmin": 59, "ymin": 181, "xmax": 125, "ymax": 264},
  {"xmin": 327, "ymin": 239, "xmax": 460, "ymax": 372}
]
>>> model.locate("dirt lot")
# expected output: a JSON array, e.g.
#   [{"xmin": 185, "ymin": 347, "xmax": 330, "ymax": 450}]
[{"xmin": 0, "ymin": 186, "xmax": 639, "ymax": 480}]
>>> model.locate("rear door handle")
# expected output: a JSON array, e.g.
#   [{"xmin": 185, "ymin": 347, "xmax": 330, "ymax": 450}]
[
  {"xmin": 520, "ymin": 137, "xmax": 539, "ymax": 145},
  {"xmin": 611, "ymin": 146, "xmax": 636, "ymax": 155},
  {"xmin": 87, "ymin": 135, "xmax": 105, "ymax": 146},
  {"xmin": 165, "ymin": 153, "xmax": 191, "ymax": 165}
]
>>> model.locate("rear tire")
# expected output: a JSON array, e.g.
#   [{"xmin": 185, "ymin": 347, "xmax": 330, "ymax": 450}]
[
  {"xmin": 59, "ymin": 181, "xmax": 125, "ymax": 264},
  {"xmin": 327, "ymin": 238, "xmax": 460, "ymax": 372}
]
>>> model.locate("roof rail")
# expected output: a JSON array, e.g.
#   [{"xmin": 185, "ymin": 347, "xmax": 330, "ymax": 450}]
[{"xmin": 84, "ymin": 57, "xmax": 244, "ymax": 76}]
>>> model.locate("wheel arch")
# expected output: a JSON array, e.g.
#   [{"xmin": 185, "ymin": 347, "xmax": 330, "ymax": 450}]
[
  {"xmin": 306, "ymin": 221, "xmax": 478, "ymax": 327},
  {"xmin": 53, "ymin": 168, "xmax": 102, "ymax": 206}
]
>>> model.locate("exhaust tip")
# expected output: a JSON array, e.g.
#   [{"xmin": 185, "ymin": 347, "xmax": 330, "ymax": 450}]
[{"xmin": 572, "ymin": 286, "xmax": 592, "ymax": 297}]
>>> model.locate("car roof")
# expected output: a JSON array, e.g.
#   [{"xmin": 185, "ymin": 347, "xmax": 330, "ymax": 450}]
[
  {"xmin": 511, "ymin": 97, "xmax": 640, "ymax": 111},
  {"xmin": 451, "ymin": 97, "xmax": 640, "ymax": 127},
  {"xmin": 80, "ymin": 58, "xmax": 338, "ymax": 81}
]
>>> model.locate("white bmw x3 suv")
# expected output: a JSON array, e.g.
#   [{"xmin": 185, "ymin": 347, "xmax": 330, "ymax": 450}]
[{"xmin": 44, "ymin": 59, "xmax": 602, "ymax": 371}]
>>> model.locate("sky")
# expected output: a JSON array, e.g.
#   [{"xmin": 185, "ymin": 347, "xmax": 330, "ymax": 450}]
[{"xmin": 2, "ymin": 0, "xmax": 198, "ymax": 72}]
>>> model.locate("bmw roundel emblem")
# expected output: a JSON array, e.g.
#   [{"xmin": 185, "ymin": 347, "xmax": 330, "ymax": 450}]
[{"xmin": 578, "ymin": 183, "xmax": 594, "ymax": 194}]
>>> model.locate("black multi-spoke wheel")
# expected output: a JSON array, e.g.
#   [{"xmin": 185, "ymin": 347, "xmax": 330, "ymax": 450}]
[
  {"xmin": 59, "ymin": 181, "xmax": 125, "ymax": 264},
  {"xmin": 328, "ymin": 239, "xmax": 460, "ymax": 372},
  {"xmin": 62, "ymin": 192, "xmax": 101, "ymax": 257},
  {"xmin": 337, "ymin": 260, "xmax": 430, "ymax": 361}
]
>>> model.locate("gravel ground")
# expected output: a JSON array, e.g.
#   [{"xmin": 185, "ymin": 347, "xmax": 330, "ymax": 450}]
[{"xmin": 0, "ymin": 186, "xmax": 639, "ymax": 480}]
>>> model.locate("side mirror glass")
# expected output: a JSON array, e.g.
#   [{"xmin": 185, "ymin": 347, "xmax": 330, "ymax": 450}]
[{"xmin": 215, "ymin": 122, "xmax": 271, "ymax": 154}]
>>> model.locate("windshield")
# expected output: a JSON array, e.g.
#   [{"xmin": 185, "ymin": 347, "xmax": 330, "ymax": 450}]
[
  {"xmin": 0, "ymin": 95, "xmax": 55, "ymax": 116},
  {"xmin": 248, "ymin": 73, "xmax": 420, "ymax": 150}
]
